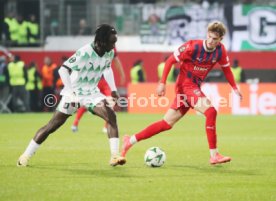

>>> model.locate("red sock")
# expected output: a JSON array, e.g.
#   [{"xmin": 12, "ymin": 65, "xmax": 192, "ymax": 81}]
[
  {"xmin": 73, "ymin": 107, "xmax": 87, "ymax": 126},
  {"xmin": 135, "ymin": 120, "xmax": 172, "ymax": 142},
  {"xmin": 204, "ymin": 107, "xmax": 217, "ymax": 149}
]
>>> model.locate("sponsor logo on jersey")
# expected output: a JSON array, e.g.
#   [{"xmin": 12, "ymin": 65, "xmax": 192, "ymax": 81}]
[
  {"xmin": 69, "ymin": 57, "xmax": 76, "ymax": 63},
  {"xmin": 179, "ymin": 46, "xmax": 186, "ymax": 52},
  {"xmin": 194, "ymin": 65, "xmax": 208, "ymax": 71},
  {"xmin": 196, "ymin": 57, "xmax": 202, "ymax": 62}
]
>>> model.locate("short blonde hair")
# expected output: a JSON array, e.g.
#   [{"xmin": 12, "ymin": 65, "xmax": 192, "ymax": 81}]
[{"xmin": 207, "ymin": 21, "xmax": 226, "ymax": 37}]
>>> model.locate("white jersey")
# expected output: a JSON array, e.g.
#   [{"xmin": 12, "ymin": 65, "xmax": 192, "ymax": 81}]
[{"xmin": 61, "ymin": 43, "xmax": 114, "ymax": 96}]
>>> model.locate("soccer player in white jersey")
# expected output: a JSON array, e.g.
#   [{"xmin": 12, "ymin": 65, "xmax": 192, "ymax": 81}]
[{"xmin": 17, "ymin": 24, "xmax": 126, "ymax": 167}]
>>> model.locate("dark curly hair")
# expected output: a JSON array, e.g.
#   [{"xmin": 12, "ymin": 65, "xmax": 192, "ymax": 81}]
[{"xmin": 94, "ymin": 24, "xmax": 117, "ymax": 44}]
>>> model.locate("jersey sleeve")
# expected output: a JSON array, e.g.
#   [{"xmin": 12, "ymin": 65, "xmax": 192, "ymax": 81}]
[
  {"xmin": 160, "ymin": 55, "xmax": 177, "ymax": 84},
  {"xmin": 218, "ymin": 44, "xmax": 230, "ymax": 68},
  {"xmin": 173, "ymin": 41, "xmax": 192, "ymax": 62},
  {"xmin": 105, "ymin": 49, "xmax": 115, "ymax": 70},
  {"xmin": 110, "ymin": 49, "xmax": 115, "ymax": 63},
  {"xmin": 219, "ymin": 44, "xmax": 237, "ymax": 89},
  {"xmin": 62, "ymin": 48, "xmax": 88, "ymax": 71}
]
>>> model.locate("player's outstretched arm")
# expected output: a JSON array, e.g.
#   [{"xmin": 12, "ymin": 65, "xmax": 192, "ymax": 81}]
[
  {"xmin": 113, "ymin": 56, "xmax": 126, "ymax": 85},
  {"xmin": 160, "ymin": 55, "xmax": 177, "ymax": 84},
  {"xmin": 157, "ymin": 55, "xmax": 178, "ymax": 97},
  {"xmin": 222, "ymin": 67, "xmax": 243, "ymax": 100},
  {"xmin": 58, "ymin": 67, "xmax": 73, "ymax": 93},
  {"xmin": 103, "ymin": 67, "xmax": 117, "ymax": 92},
  {"xmin": 156, "ymin": 83, "xmax": 166, "ymax": 96},
  {"xmin": 104, "ymin": 67, "xmax": 121, "ymax": 110},
  {"xmin": 58, "ymin": 66, "xmax": 79, "ymax": 106}
]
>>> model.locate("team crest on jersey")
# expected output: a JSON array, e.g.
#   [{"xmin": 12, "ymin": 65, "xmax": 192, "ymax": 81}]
[
  {"xmin": 76, "ymin": 51, "xmax": 81, "ymax": 56},
  {"xmin": 179, "ymin": 46, "xmax": 186, "ymax": 52},
  {"xmin": 196, "ymin": 57, "xmax": 202, "ymax": 62},
  {"xmin": 69, "ymin": 57, "xmax": 76, "ymax": 63},
  {"xmin": 105, "ymin": 61, "xmax": 111, "ymax": 67},
  {"xmin": 193, "ymin": 89, "xmax": 201, "ymax": 96}
]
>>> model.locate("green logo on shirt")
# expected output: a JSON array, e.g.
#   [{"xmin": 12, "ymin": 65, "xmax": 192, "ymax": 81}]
[{"xmin": 69, "ymin": 57, "xmax": 76, "ymax": 63}]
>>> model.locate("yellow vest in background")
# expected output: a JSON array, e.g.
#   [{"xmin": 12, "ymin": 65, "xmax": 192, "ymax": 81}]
[
  {"xmin": 4, "ymin": 17, "xmax": 18, "ymax": 42},
  {"xmin": 17, "ymin": 21, "xmax": 29, "ymax": 44},
  {"xmin": 26, "ymin": 67, "xmax": 35, "ymax": 90},
  {"xmin": 130, "ymin": 65, "xmax": 142, "ymax": 83},
  {"xmin": 8, "ymin": 61, "xmax": 25, "ymax": 86},
  {"xmin": 26, "ymin": 66, "xmax": 43, "ymax": 90},
  {"xmin": 158, "ymin": 62, "xmax": 174, "ymax": 83},
  {"xmin": 231, "ymin": 66, "xmax": 242, "ymax": 83},
  {"xmin": 27, "ymin": 22, "xmax": 39, "ymax": 43}
]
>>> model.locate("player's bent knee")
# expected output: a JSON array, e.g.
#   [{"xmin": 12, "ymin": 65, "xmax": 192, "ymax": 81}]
[
  {"xmin": 162, "ymin": 119, "xmax": 173, "ymax": 130},
  {"xmin": 209, "ymin": 107, "xmax": 217, "ymax": 116},
  {"xmin": 204, "ymin": 107, "xmax": 217, "ymax": 120}
]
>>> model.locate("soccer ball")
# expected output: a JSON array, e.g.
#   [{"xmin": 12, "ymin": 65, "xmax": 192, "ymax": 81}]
[{"xmin": 144, "ymin": 147, "xmax": 166, "ymax": 167}]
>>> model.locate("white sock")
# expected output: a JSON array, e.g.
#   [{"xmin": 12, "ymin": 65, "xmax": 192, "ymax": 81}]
[
  {"xmin": 130, "ymin": 136, "xmax": 137, "ymax": 145},
  {"xmin": 210, "ymin": 148, "xmax": 218, "ymax": 158},
  {"xmin": 23, "ymin": 139, "xmax": 40, "ymax": 157},
  {"xmin": 109, "ymin": 138, "xmax": 119, "ymax": 156}
]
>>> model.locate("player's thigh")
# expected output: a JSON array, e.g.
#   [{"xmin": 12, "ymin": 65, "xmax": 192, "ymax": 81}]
[
  {"xmin": 80, "ymin": 92, "xmax": 106, "ymax": 112},
  {"xmin": 163, "ymin": 108, "xmax": 183, "ymax": 126},
  {"xmin": 82, "ymin": 93, "xmax": 113, "ymax": 120},
  {"xmin": 92, "ymin": 100, "xmax": 107, "ymax": 118},
  {"xmin": 183, "ymin": 85, "xmax": 212, "ymax": 114},
  {"xmin": 93, "ymin": 100, "xmax": 116, "ymax": 123},
  {"xmin": 193, "ymin": 97, "xmax": 213, "ymax": 114}
]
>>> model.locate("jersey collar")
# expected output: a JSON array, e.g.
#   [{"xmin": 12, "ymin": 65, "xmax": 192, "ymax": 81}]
[{"xmin": 91, "ymin": 42, "xmax": 112, "ymax": 57}]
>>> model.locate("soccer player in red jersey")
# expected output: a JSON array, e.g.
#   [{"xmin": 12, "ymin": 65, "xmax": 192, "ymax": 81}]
[
  {"xmin": 71, "ymin": 48, "xmax": 126, "ymax": 133},
  {"xmin": 122, "ymin": 21, "xmax": 242, "ymax": 165}
]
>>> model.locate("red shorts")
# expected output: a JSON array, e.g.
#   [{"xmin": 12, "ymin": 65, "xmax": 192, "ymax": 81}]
[
  {"xmin": 98, "ymin": 77, "xmax": 111, "ymax": 96},
  {"xmin": 170, "ymin": 82, "xmax": 206, "ymax": 115}
]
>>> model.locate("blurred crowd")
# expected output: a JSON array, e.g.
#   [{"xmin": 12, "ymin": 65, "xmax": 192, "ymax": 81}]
[
  {"xmin": 3, "ymin": 12, "xmax": 39, "ymax": 47},
  {"xmin": 0, "ymin": 48, "xmax": 65, "ymax": 113}
]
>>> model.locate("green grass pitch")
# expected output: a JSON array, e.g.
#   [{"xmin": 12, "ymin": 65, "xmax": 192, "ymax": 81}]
[{"xmin": 0, "ymin": 113, "xmax": 275, "ymax": 201}]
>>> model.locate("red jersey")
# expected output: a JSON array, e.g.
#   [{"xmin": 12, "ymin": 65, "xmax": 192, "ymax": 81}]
[{"xmin": 173, "ymin": 40, "xmax": 230, "ymax": 83}]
